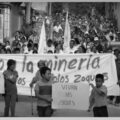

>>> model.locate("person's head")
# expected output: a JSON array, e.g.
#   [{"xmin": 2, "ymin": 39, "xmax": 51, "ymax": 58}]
[
  {"xmin": 19, "ymin": 31, "xmax": 24, "ymax": 38},
  {"xmin": 13, "ymin": 47, "xmax": 21, "ymax": 54},
  {"xmin": 70, "ymin": 40, "xmax": 75, "ymax": 49},
  {"xmin": 76, "ymin": 46, "xmax": 84, "ymax": 53},
  {"xmin": 40, "ymin": 67, "xmax": 51, "ymax": 81},
  {"xmin": 27, "ymin": 43, "xmax": 33, "ymax": 51},
  {"xmin": 86, "ymin": 37, "xmax": 91, "ymax": 43},
  {"xmin": 15, "ymin": 31, "xmax": 20, "ymax": 37},
  {"xmin": 95, "ymin": 74, "xmax": 104, "ymax": 88},
  {"xmin": 28, "ymin": 39, "xmax": 33, "ymax": 44},
  {"xmin": 47, "ymin": 50, "xmax": 53, "ymax": 54},
  {"xmin": 5, "ymin": 40, "xmax": 10, "ymax": 46},
  {"xmin": 37, "ymin": 60, "xmax": 46, "ymax": 69},
  {"xmin": 20, "ymin": 36, "xmax": 26, "ymax": 43},
  {"xmin": 32, "ymin": 31, "xmax": 37, "ymax": 36},
  {"xmin": 33, "ymin": 50, "xmax": 38, "ymax": 54},
  {"xmin": 55, "ymin": 43, "xmax": 62, "ymax": 52},
  {"xmin": 47, "ymin": 39, "xmax": 53, "ymax": 47},
  {"xmin": 15, "ymin": 35, "xmax": 19, "ymax": 41},
  {"xmin": 21, "ymin": 44, "xmax": 26, "ymax": 51},
  {"xmin": 74, "ymin": 38, "xmax": 80, "ymax": 45},
  {"xmin": 110, "ymin": 35, "xmax": 114, "ymax": 41},
  {"xmin": 7, "ymin": 59, "xmax": 16, "ymax": 71},
  {"xmin": 33, "ymin": 43, "xmax": 38, "ymax": 51}
]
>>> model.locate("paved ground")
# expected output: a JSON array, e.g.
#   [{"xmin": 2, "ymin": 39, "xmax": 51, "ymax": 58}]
[{"xmin": 0, "ymin": 95, "xmax": 120, "ymax": 117}]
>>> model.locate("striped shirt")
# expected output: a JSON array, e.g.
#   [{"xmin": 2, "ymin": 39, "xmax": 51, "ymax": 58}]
[{"xmin": 34, "ymin": 79, "xmax": 52, "ymax": 107}]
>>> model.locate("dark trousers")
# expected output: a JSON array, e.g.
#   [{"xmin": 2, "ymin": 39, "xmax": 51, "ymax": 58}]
[
  {"xmin": 93, "ymin": 106, "xmax": 108, "ymax": 117},
  {"xmin": 37, "ymin": 106, "xmax": 53, "ymax": 117},
  {"xmin": 4, "ymin": 94, "xmax": 17, "ymax": 117}
]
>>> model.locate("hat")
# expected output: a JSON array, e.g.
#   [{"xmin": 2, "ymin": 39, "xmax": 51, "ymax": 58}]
[{"xmin": 37, "ymin": 60, "xmax": 46, "ymax": 67}]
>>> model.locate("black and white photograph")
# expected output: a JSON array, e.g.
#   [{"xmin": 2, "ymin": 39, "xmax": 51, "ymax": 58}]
[{"xmin": 0, "ymin": 1, "xmax": 120, "ymax": 118}]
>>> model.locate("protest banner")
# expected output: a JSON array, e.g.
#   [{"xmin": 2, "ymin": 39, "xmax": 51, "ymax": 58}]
[
  {"xmin": 0, "ymin": 54, "xmax": 118, "ymax": 96},
  {"xmin": 52, "ymin": 83, "xmax": 89, "ymax": 110}
]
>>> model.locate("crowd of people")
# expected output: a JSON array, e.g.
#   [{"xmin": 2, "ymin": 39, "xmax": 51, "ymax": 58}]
[
  {"xmin": 1, "ymin": 5, "xmax": 120, "ymax": 118},
  {"xmin": 0, "ymin": 31, "xmax": 39, "ymax": 54},
  {"xmin": 0, "ymin": 7, "xmax": 120, "ymax": 54},
  {"xmin": 51, "ymin": 8, "xmax": 120, "ymax": 54}
]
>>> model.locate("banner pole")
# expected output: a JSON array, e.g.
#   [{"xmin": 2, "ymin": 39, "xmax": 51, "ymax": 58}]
[{"xmin": 31, "ymin": 87, "xmax": 33, "ymax": 116}]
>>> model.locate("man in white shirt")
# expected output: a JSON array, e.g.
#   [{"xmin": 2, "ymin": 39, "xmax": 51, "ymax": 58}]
[
  {"xmin": 53, "ymin": 22, "xmax": 63, "ymax": 33},
  {"xmin": 69, "ymin": 40, "xmax": 76, "ymax": 54}
]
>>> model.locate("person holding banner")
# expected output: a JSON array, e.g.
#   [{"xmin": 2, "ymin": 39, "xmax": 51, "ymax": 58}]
[
  {"xmin": 88, "ymin": 74, "xmax": 108, "ymax": 117},
  {"xmin": 34, "ymin": 66, "xmax": 53, "ymax": 117},
  {"xmin": 3, "ymin": 59, "xmax": 18, "ymax": 117},
  {"xmin": 29, "ymin": 60, "xmax": 46, "ymax": 88},
  {"xmin": 114, "ymin": 52, "xmax": 120, "ymax": 105}
]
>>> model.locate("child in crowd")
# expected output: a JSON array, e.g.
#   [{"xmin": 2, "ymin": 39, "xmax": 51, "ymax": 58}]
[
  {"xmin": 88, "ymin": 74, "xmax": 108, "ymax": 117},
  {"xmin": 34, "ymin": 67, "xmax": 53, "ymax": 117}
]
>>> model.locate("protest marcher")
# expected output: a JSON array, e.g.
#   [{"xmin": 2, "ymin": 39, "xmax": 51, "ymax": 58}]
[
  {"xmin": 54, "ymin": 42, "xmax": 64, "ymax": 54},
  {"xmin": 26, "ymin": 43, "xmax": 33, "ymax": 54},
  {"xmin": 28, "ymin": 30, "xmax": 39, "ymax": 44},
  {"xmin": 88, "ymin": 74, "xmax": 108, "ymax": 117},
  {"xmin": 69, "ymin": 40, "xmax": 76, "ymax": 54},
  {"xmin": 114, "ymin": 52, "xmax": 120, "ymax": 105},
  {"xmin": 45, "ymin": 39, "xmax": 55, "ymax": 53},
  {"xmin": 3, "ymin": 59, "xmax": 18, "ymax": 117},
  {"xmin": 29, "ymin": 60, "xmax": 46, "ymax": 88},
  {"xmin": 0, "ymin": 46, "xmax": 7, "ymax": 54},
  {"xmin": 108, "ymin": 48, "xmax": 120, "ymax": 104},
  {"xmin": 53, "ymin": 21, "xmax": 63, "ymax": 33},
  {"xmin": 12, "ymin": 48, "xmax": 21, "ymax": 54},
  {"xmin": 34, "ymin": 66, "xmax": 53, "ymax": 117}
]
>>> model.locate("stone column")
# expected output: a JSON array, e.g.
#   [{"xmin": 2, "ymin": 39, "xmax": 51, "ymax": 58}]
[
  {"xmin": 105, "ymin": 3, "xmax": 110, "ymax": 18},
  {"xmin": 49, "ymin": 2, "xmax": 52, "ymax": 16},
  {"xmin": 113, "ymin": 3, "xmax": 120, "ymax": 31},
  {"xmin": 25, "ymin": 2, "xmax": 31, "ymax": 24}
]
